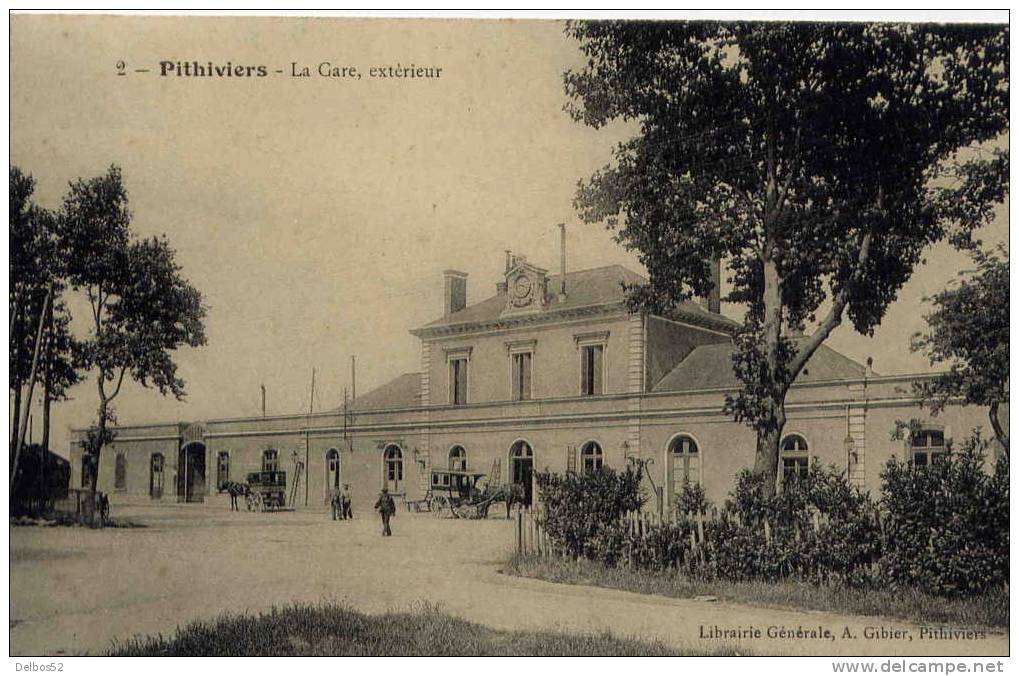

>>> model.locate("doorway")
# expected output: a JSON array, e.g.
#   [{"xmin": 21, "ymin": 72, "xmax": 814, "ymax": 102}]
[
  {"xmin": 150, "ymin": 453, "xmax": 164, "ymax": 499},
  {"xmin": 177, "ymin": 442, "xmax": 206, "ymax": 503},
  {"xmin": 510, "ymin": 440, "xmax": 534, "ymax": 506},
  {"xmin": 326, "ymin": 448, "xmax": 341, "ymax": 502}
]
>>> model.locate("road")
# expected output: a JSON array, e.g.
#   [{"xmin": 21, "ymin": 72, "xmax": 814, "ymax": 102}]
[{"xmin": 9, "ymin": 498, "xmax": 1008, "ymax": 656}]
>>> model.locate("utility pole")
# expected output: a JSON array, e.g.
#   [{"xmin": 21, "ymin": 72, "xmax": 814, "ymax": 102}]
[
  {"xmin": 309, "ymin": 367, "xmax": 316, "ymax": 415},
  {"xmin": 11, "ymin": 282, "xmax": 52, "ymax": 493},
  {"xmin": 351, "ymin": 355, "xmax": 356, "ymax": 402}
]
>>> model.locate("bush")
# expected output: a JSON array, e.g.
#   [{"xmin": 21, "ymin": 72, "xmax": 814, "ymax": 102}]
[
  {"xmin": 707, "ymin": 466, "xmax": 882, "ymax": 586},
  {"xmin": 879, "ymin": 430, "xmax": 1009, "ymax": 596},
  {"xmin": 673, "ymin": 480, "xmax": 709, "ymax": 516},
  {"xmin": 534, "ymin": 466, "xmax": 643, "ymax": 558},
  {"xmin": 534, "ymin": 432, "xmax": 1008, "ymax": 600}
]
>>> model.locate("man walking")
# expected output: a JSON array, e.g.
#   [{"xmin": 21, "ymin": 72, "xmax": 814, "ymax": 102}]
[
  {"xmin": 374, "ymin": 487, "xmax": 396, "ymax": 536},
  {"xmin": 341, "ymin": 484, "xmax": 353, "ymax": 520},
  {"xmin": 330, "ymin": 489, "xmax": 342, "ymax": 521}
]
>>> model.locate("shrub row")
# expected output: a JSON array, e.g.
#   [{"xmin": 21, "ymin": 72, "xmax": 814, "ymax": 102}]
[{"xmin": 534, "ymin": 430, "xmax": 1008, "ymax": 597}]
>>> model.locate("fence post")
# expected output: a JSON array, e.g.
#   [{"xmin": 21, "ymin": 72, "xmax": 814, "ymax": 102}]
[{"xmin": 517, "ymin": 510, "xmax": 523, "ymax": 554}]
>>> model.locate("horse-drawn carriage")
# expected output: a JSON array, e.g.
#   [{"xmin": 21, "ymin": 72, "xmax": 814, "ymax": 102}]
[
  {"xmin": 245, "ymin": 470, "xmax": 286, "ymax": 511},
  {"xmin": 425, "ymin": 469, "xmax": 524, "ymax": 519}
]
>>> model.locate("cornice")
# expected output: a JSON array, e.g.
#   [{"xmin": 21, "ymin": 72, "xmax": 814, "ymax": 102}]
[
  {"xmin": 411, "ymin": 301, "xmax": 629, "ymax": 338},
  {"xmin": 411, "ymin": 302, "xmax": 737, "ymax": 339}
]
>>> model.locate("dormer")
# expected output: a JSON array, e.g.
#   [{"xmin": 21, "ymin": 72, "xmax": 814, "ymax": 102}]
[{"xmin": 501, "ymin": 252, "xmax": 548, "ymax": 316}]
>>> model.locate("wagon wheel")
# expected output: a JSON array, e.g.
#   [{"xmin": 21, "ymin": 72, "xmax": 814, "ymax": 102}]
[{"xmin": 430, "ymin": 495, "xmax": 449, "ymax": 518}]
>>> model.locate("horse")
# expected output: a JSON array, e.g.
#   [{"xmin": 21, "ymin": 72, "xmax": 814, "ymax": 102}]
[
  {"xmin": 479, "ymin": 482, "xmax": 527, "ymax": 519},
  {"xmin": 220, "ymin": 481, "xmax": 249, "ymax": 511}
]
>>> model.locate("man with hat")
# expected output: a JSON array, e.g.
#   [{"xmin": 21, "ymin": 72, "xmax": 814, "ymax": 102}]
[{"xmin": 374, "ymin": 487, "xmax": 396, "ymax": 536}]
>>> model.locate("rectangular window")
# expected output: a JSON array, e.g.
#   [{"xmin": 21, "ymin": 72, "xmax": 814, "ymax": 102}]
[
  {"xmin": 911, "ymin": 429, "xmax": 946, "ymax": 467},
  {"xmin": 511, "ymin": 352, "xmax": 532, "ymax": 401},
  {"xmin": 449, "ymin": 358, "xmax": 468, "ymax": 405},
  {"xmin": 114, "ymin": 453, "xmax": 127, "ymax": 490},
  {"xmin": 217, "ymin": 452, "xmax": 230, "ymax": 487},
  {"xmin": 262, "ymin": 449, "xmax": 279, "ymax": 473},
  {"xmin": 580, "ymin": 344, "xmax": 604, "ymax": 396}
]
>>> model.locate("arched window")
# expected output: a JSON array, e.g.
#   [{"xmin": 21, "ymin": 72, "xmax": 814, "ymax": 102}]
[
  {"xmin": 581, "ymin": 441, "xmax": 603, "ymax": 474},
  {"xmin": 262, "ymin": 449, "xmax": 279, "ymax": 473},
  {"xmin": 509, "ymin": 440, "xmax": 534, "ymax": 506},
  {"xmin": 669, "ymin": 434, "xmax": 700, "ymax": 495},
  {"xmin": 910, "ymin": 429, "xmax": 946, "ymax": 467},
  {"xmin": 384, "ymin": 444, "xmax": 403, "ymax": 492},
  {"xmin": 217, "ymin": 452, "xmax": 230, "ymax": 488},
  {"xmin": 448, "ymin": 445, "xmax": 467, "ymax": 471},
  {"xmin": 326, "ymin": 448, "xmax": 341, "ymax": 490},
  {"xmin": 114, "ymin": 453, "xmax": 127, "ymax": 490},
  {"xmin": 781, "ymin": 434, "xmax": 809, "ymax": 483}
]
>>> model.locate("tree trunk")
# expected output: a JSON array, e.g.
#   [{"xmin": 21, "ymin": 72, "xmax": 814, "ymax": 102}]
[
  {"xmin": 752, "ymin": 400, "xmax": 786, "ymax": 497},
  {"xmin": 41, "ymin": 297, "xmax": 53, "ymax": 456},
  {"xmin": 753, "ymin": 247, "xmax": 787, "ymax": 497},
  {"xmin": 989, "ymin": 401, "xmax": 1009, "ymax": 459},
  {"xmin": 10, "ymin": 299, "xmax": 22, "ymax": 447},
  {"xmin": 11, "ymin": 386, "xmax": 22, "ymax": 450}
]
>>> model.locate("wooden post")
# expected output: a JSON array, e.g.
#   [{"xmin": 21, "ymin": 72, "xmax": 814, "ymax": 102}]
[
  {"xmin": 529, "ymin": 509, "xmax": 535, "ymax": 555},
  {"xmin": 517, "ymin": 510, "xmax": 523, "ymax": 553}
]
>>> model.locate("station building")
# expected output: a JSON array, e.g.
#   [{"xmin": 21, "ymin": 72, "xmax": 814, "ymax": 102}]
[{"xmin": 68, "ymin": 244, "xmax": 1007, "ymax": 513}]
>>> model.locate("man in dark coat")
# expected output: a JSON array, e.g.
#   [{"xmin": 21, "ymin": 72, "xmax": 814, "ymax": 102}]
[
  {"xmin": 374, "ymin": 487, "xmax": 396, "ymax": 536},
  {"xmin": 341, "ymin": 484, "xmax": 353, "ymax": 520},
  {"xmin": 330, "ymin": 489, "xmax": 342, "ymax": 521}
]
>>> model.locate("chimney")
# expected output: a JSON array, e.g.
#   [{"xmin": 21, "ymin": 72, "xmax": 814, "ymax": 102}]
[
  {"xmin": 698, "ymin": 258, "xmax": 721, "ymax": 314},
  {"xmin": 505, "ymin": 250, "xmax": 513, "ymax": 273},
  {"xmin": 443, "ymin": 270, "xmax": 468, "ymax": 315},
  {"xmin": 558, "ymin": 223, "xmax": 568, "ymax": 302}
]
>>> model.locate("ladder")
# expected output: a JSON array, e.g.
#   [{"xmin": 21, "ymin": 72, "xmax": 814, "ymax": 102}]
[
  {"xmin": 289, "ymin": 458, "xmax": 305, "ymax": 507},
  {"xmin": 489, "ymin": 458, "xmax": 501, "ymax": 486}
]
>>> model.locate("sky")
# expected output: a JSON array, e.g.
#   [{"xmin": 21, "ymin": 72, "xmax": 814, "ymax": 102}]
[{"xmin": 9, "ymin": 15, "xmax": 1008, "ymax": 458}]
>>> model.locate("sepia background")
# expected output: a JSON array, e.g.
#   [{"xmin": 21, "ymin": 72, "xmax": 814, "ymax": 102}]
[{"xmin": 9, "ymin": 15, "xmax": 1008, "ymax": 457}]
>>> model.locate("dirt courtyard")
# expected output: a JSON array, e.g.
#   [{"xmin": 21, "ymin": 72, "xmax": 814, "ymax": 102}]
[{"xmin": 9, "ymin": 497, "xmax": 1008, "ymax": 656}]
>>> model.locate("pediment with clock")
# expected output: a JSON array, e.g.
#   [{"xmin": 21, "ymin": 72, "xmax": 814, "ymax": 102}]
[{"xmin": 501, "ymin": 254, "xmax": 549, "ymax": 316}]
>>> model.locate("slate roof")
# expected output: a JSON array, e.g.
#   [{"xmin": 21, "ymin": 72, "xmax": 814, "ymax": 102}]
[
  {"xmin": 417, "ymin": 264, "xmax": 737, "ymax": 332},
  {"xmin": 340, "ymin": 372, "xmax": 422, "ymax": 412},
  {"xmin": 652, "ymin": 340, "xmax": 869, "ymax": 393}
]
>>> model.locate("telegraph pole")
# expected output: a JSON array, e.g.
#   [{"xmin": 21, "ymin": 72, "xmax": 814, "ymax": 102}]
[
  {"xmin": 309, "ymin": 368, "xmax": 316, "ymax": 415},
  {"xmin": 12, "ymin": 282, "xmax": 52, "ymax": 492}
]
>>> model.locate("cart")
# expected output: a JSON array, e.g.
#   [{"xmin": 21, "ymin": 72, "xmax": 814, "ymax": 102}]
[
  {"xmin": 245, "ymin": 470, "xmax": 287, "ymax": 511},
  {"xmin": 427, "ymin": 469, "xmax": 488, "ymax": 518}
]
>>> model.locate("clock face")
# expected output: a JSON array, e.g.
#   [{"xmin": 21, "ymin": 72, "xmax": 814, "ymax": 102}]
[
  {"xmin": 513, "ymin": 275, "xmax": 531, "ymax": 299},
  {"xmin": 510, "ymin": 274, "xmax": 534, "ymax": 307}
]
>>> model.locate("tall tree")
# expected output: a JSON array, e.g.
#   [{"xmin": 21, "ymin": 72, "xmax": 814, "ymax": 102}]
[
  {"xmin": 565, "ymin": 21, "xmax": 1008, "ymax": 493},
  {"xmin": 10, "ymin": 166, "xmax": 41, "ymax": 447},
  {"xmin": 911, "ymin": 244, "xmax": 1009, "ymax": 454},
  {"xmin": 9, "ymin": 167, "xmax": 80, "ymax": 454},
  {"xmin": 58, "ymin": 165, "xmax": 207, "ymax": 495}
]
